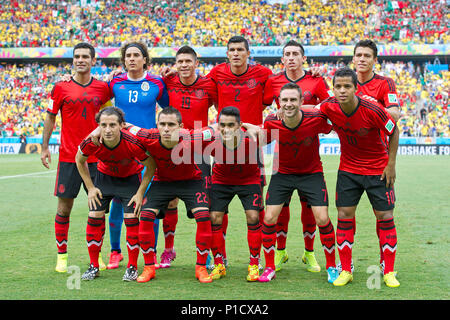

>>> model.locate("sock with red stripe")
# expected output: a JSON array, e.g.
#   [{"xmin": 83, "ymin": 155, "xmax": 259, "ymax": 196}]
[
  {"xmin": 124, "ymin": 216, "xmax": 140, "ymax": 268},
  {"xmin": 261, "ymin": 222, "xmax": 277, "ymax": 270},
  {"xmin": 378, "ymin": 218, "xmax": 397, "ymax": 274},
  {"xmin": 221, "ymin": 213, "xmax": 228, "ymax": 260},
  {"xmin": 301, "ymin": 202, "xmax": 316, "ymax": 251},
  {"xmin": 211, "ymin": 224, "xmax": 224, "ymax": 265},
  {"xmin": 247, "ymin": 222, "xmax": 262, "ymax": 266},
  {"xmin": 86, "ymin": 216, "xmax": 105, "ymax": 268},
  {"xmin": 55, "ymin": 213, "xmax": 70, "ymax": 254},
  {"xmin": 139, "ymin": 209, "xmax": 156, "ymax": 266},
  {"xmin": 336, "ymin": 218, "xmax": 354, "ymax": 273},
  {"xmin": 318, "ymin": 219, "xmax": 336, "ymax": 269},
  {"xmin": 163, "ymin": 207, "xmax": 178, "ymax": 250},
  {"xmin": 276, "ymin": 205, "xmax": 290, "ymax": 251},
  {"xmin": 193, "ymin": 210, "xmax": 212, "ymax": 266}
]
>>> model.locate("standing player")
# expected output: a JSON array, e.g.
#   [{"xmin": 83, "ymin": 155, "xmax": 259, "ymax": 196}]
[
  {"xmin": 127, "ymin": 107, "xmax": 214, "ymax": 284},
  {"xmin": 206, "ymin": 107, "xmax": 263, "ymax": 282},
  {"xmin": 263, "ymin": 40, "xmax": 333, "ymax": 273},
  {"xmin": 207, "ymin": 36, "xmax": 273, "ymax": 264},
  {"xmin": 159, "ymin": 45, "xmax": 217, "ymax": 268},
  {"xmin": 106, "ymin": 41, "xmax": 169, "ymax": 269},
  {"xmin": 75, "ymin": 107, "xmax": 156, "ymax": 281},
  {"xmin": 244, "ymin": 83, "xmax": 338, "ymax": 283},
  {"xmin": 352, "ymin": 39, "xmax": 400, "ymax": 273},
  {"xmin": 41, "ymin": 42, "xmax": 112, "ymax": 273},
  {"xmin": 319, "ymin": 67, "xmax": 400, "ymax": 288}
]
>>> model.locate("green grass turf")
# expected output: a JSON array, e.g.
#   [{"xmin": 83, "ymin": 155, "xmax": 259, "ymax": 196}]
[{"xmin": 0, "ymin": 154, "xmax": 448, "ymax": 300}]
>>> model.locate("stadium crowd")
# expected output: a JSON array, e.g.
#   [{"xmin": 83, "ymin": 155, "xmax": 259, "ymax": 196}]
[
  {"xmin": 0, "ymin": 59, "xmax": 448, "ymax": 138},
  {"xmin": 0, "ymin": 0, "xmax": 447, "ymax": 48}
]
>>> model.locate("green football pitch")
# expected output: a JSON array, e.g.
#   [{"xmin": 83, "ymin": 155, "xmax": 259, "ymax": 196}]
[{"xmin": 0, "ymin": 154, "xmax": 448, "ymax": 300}]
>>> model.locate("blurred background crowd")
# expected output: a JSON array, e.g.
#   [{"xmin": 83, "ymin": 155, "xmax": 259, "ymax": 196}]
[
  {"xmin": 0, "ymin": 0, "xmax": 448, "ymax": 138},
  {"xmin": 0, "ymin": 0, "xmax": 447, "ymax": 48}
]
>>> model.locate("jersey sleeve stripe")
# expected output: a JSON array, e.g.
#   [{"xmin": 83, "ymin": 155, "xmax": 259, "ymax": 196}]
[{"xmin": 361, "ymin": 101, "xmax": 388, "ymax": 122}]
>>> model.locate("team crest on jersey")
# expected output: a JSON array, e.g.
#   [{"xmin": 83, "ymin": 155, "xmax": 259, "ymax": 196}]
[
  {"xmin": 388, "ymin": 93, "xmax": 398, "ymax": 104},
  {"xmin": 247, "ymin": 79, "xmax": 257, "ymax": 89},
  {"xmin": 303, "ymin": 91, "xmax": 313, "ymax": 102},
  {"xmin": 141, "ymin": 82, "xmax": 150, "ymax": 92},
  {"xmin": 195, "ymin": 89, "xmax": 206, "ymax": 99},
  {"xmin": 385, "ymin": 119, "xmax": 395, "ymax": 133}
]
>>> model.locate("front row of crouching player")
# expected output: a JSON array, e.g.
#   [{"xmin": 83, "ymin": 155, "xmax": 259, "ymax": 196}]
[{"xmin": 74, "ymin": 67, "xmax": 400, "ymax": 287}]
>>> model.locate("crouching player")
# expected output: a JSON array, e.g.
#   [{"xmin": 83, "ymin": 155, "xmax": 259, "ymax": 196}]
[
  {"xmin": 244, "ymin": 82, "xmax": 338, "ymax": 283},
  {"xmin": 205, "ymin": 106, "xmax": 263, "ymax": 282},
  {"xmin": 127, "ymin": 107, "xmax": 214, "ymax": 284},
  {"xmin": 75, "ymin": 107, "xmax": 156, "ymax": 281}
]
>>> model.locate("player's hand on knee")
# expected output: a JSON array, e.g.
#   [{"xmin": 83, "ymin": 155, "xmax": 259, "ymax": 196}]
[
  {"xmin": 128, "ymin": 194, "xmax": 144, "ymax": 217},
  {"xmin": 88, "ymin": 188, "xmax": 103, "ymax": 211}
]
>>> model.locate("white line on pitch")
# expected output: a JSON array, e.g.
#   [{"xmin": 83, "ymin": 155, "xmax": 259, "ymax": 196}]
[{"xmin": 0, "ymin": 170, "xmax": 56, "ymax": 180}]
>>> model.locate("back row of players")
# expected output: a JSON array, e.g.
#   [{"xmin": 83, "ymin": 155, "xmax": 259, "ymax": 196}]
[{"xmin": 41, "ymin": 36, "xmax": 400, "ymax": 287}]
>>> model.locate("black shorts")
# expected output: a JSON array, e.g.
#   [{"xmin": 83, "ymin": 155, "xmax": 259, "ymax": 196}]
[
  {"xmin": 91, "ymin": 171, "xmax": 141, "ymax": 213},
  {"xmin": 335, "ymin": 170, "xmax": 395, "ymax": 211},
  {"xmin": 266, "ymin": 172, "xmax": 328, "ymax": 207},
  {"xmin": 143, "ymin": 179, "xmax": 208, "ymax": 219},
  {"xmin": 54, "ymin": 161, "xmax": 97, "ymax": 198},
  {"xmin": 210, "ymin": 183, "xmax": 262, "ymax": 213}
]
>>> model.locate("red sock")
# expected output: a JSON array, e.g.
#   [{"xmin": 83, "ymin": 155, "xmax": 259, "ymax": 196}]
[
  {"xmin": 318, "ymin": 219, "xmax": 336, "ymax": 269},
  {"xmin": 124, "ymin": 217, "xmax": 140, "ymax": 268},
  {"xmin": 301, "ymin": 202, "xmax": 316, "ymax": 251},
  {"xmin": 211, "ymin": 224, "xmax": 224, "ymax": 265},
  {"xmin": 352, "ymin": 216, "xmax": 357, "ymax": 235},
  {"xmin": 139, "ymin": 209, "xmax": 156, "ymax": 265},
  {"xmin": 247, "ymin": 222, "xmax": 262, "ymax": 266},
  {"xmin": 378, "ymin": 218, "xmax": 397, "ymax": 274},
  {"xmin": 221, "ymin": 213, "xmax": 228, "ymax": 259},
  {"xmin": 336, "ymin": 218, "xmax": 354, "ymax": 273},
  {"xmin": 86, "ymin": 216, "xmax": 105, "ymax": 268},
  {"xmin": 276, "ymin": 205, "xmax": 290, "ymax": 250},
  {"xmin": 261, "ymin": 222, "xmax": 276, "ymax": 269},
  {"xmin": 163, "ymin": 207, "xmax": 178, "ymax": 250},
  {"xmin": 193, "ymin": 210, "xmax": 212, "ymax": 266},
  {"xmin": 55, "ymin": 213, "xmax": 70, "ymax": 254}
]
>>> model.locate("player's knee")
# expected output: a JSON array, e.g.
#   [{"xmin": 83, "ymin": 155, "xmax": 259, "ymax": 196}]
[
  {"xmin": 89, "ymin": 211, "xmax": 105, "ymax": 218},
  {"xmin": 312, "ymin": 206, "xmax": 329, "ymax": 225},
  {"xmin": 245, "ymin": 210, "xmax": 260, "ymax": 225},
  {"xmin": 374, "ymin": 209, "xmax": 394, "ymax": 221},
  {"xmin": 210, "ymin": 211, "xmax": 224, "ymax": 225},
  {"xmin": 57, "ymin": 198, "xmax": 74, "ymax": 216},
  {"xmin": 168, "ymin": 198, "xmax": 179, "ymax": 208}
]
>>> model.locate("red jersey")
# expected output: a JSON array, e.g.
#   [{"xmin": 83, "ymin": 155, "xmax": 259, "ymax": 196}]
[
  {"xmin": 164, "ymin": 74, "xmax": 217, "ymax": 130},
  {"xmin": 205, "ymin": 129, "xmax": 260, "ymax": 185},
  {"xmin": 47, "ymin": 78, "xmax": 111, "ymax": 163},
  {"xmin": 264, "ymin": 71, "xmax": 332, "ymax": 108},
  {"xmin": 264, "ymin": 109, "xmax": 332, "ymax": 175},
  {"xmin": 208, "ymin": 63, "xmax": 272, "ymax": 125},
  {"xmin": 356, "ymin": 73, "xmax": 399, "ymax": 110},
  {"xmin": 133, "ymin": 127, "xmax": 215, "ymax": 182},
  {"xmin": 78, "ymin": 130, "xmax": 148, "ymax": 177},
  {"xmin": 319, "ymin": 97, "xmax": 397, "ymax": 175}
]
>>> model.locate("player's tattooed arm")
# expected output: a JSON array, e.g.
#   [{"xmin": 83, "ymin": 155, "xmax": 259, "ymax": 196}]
[
  {"xmin": 241, "ymin": 123, "xmax": 265, "ymax": 144},
  {"xmin": 382, "ymin": 127, "xmax": 399, "ymax": 188},
  {"xmin": 41, "ymin": 113, "xmax": 56, "ymax": 169}
]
